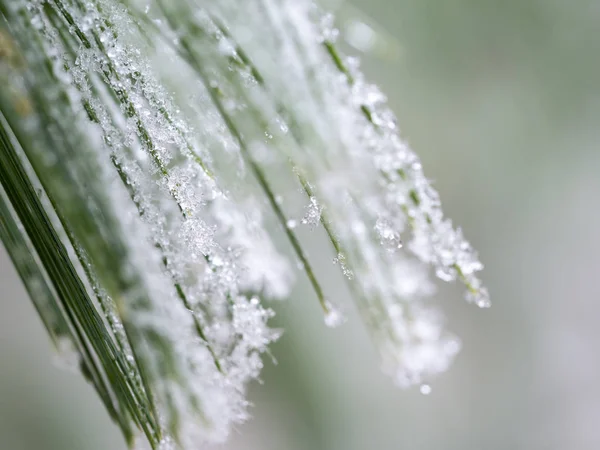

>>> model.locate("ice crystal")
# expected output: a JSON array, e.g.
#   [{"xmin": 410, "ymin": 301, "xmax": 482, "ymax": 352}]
[
  {"xmin": 332, "ymin": 252, "xmax": 354, "ymax": 280},
  {"xmin": 375, "ymin": 217, "xmax": 403, "ymax": 252},
  {"xmin": 0, "ymin": 0, "xmax": 489, "ymax": 448},
  {"xmin": 301, "ymin": 196, "xmax": 323, "ymax": 228}
]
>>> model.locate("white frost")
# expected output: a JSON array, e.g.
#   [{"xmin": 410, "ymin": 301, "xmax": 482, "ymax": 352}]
[{"xmin": 6, "ymin": 0, "xmax": 489, "ymax": 448}]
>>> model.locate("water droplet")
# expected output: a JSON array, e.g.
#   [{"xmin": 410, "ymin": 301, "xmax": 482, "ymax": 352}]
[
  {"xmin": 420, "ymin": 384, "xmax": 432, "ymax": 395},
  {"xmin": 286, "ymin": 219, "xmax": 297, "ymax": 229},
  {"xmin": 53, "ymin": 337, "xmax": 81, "ymax": 373},
  {"xmin": 324, "ymin": 301, "xmax": 345, "ymax": 328},
  {"xmin": 476, "ymin": 297, "xmax": 491, "ymax": 309},
  {"xmin": 344, "ymin": 20, "xmax": 376, "ymax": 53}
]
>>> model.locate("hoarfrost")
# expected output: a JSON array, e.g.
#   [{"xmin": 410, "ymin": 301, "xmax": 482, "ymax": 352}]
[
  {"xmin": 332, "ymin": 252, "xmax": 354, "ymax": 280},
  {"xmin": 0, "ymin": 0, "xmax": 489, "ymax": 448},
  {"xmin": 301, "ymin": 196, "xmax": 323, "ymax": 228}
]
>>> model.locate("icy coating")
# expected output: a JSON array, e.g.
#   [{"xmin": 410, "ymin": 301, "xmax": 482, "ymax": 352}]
[{"xmin": 0, "ymin": 0, "xmax": 488, "ymax": 448}]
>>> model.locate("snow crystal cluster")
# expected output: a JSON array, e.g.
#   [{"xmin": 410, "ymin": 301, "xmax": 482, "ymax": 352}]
[
  {"xmin": 0, "ymin": 0, "xmax": 488, "ymax": 448},
  {"xmin": 199, "ymin": 0, "xmax": 488, "ymax": 388}
]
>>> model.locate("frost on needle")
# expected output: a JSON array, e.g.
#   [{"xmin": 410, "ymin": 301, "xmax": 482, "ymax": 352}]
[{"xmin": 0, "ymin": 0, "xmax": 488, "ymax": 448}]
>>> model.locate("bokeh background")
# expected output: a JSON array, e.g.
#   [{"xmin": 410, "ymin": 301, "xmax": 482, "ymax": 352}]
[{"xmin": 2, "ymin": 1, "xmax": 600, "ymax": 449}]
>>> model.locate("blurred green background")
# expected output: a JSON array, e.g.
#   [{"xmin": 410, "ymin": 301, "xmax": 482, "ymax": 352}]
[{"xmin": 2, "ymin": 1, "xmax": 600, "ymax": 448}]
